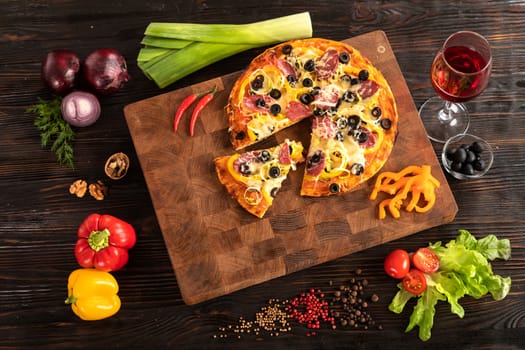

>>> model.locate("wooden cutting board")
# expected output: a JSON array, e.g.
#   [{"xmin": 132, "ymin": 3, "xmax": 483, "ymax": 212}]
[{"xmin": 124, "ymin": 30, "xmax": 458, "ymax": 305}]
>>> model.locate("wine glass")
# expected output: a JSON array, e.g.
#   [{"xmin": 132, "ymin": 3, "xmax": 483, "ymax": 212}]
[{"xmin": 419, "ymin": 31, "xmax": 492, "ymax": 143}]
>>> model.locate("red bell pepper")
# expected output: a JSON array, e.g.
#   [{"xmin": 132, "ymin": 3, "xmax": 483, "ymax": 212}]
[{"xmin": 75, "ymin": 213, "xmax": 136, "ymax": 272}]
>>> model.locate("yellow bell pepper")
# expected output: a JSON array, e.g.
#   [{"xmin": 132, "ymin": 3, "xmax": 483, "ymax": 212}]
[
  {"xmin": 65, "ymin": 268, "xmax": 121, "ymax": 321},
  {"xmin": 370, "ymin": 165, "xmax": 441, "ymax": 220}
]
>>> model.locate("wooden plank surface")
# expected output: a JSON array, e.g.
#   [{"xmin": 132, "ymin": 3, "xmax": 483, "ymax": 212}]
[
  {"xmin": 3, "ymin": 2, "xmax": 525, "ymax": 349},
  {"xmin": 124, "ymin": 30, "xmax": 457, "ymax": 305}
]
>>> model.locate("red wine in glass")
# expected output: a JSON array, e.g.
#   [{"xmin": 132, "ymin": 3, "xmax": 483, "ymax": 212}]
[
  {"xmin": 419, "ymin": 31, "xmax": 492, "ymax": 143},
  {"xmin": 432, "ymin": 45, "xmax": 490, "ymax": 103}
]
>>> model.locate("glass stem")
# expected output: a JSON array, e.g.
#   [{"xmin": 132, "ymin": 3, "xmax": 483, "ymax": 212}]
[{"xmin": 438, "ymin": 101, "xmax": 454, "ymax": 124}]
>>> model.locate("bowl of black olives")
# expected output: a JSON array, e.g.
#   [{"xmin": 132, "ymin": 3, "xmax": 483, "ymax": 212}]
[{"xmin": 442, "ymin": 134, "xmax": 493, "ymax": 180}]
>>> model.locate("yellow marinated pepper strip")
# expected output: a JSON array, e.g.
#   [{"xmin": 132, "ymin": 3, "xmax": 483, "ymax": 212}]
[
  {"xmin": 387, "ymin": 198, "xmax": 402, "ymax": 218},
  {"xmin": 378, "ymin": 199, "xmax": 388, "ymax": 219},
  {"xmin": 407, "ymin": 166, "xmax": 440, "ymax": 213},
  {"xmin": 405, "ymin": 190, "xmax": 422, "ymax": 212},
  {"xmin": 65, "ymin": 268, "xmax": 121, "ymax": 321},
  {"xmin": 370, "ymin": 165, "xmax": 440, "ymax": 219},
  {"xmin": 387, "ymin": 176, "xmax": 416, "ymax": 218},
  {"xmin": 405, "ymin": 166, "xmax": 431, "ymax": 212},
  {"xmin": 416, "ymin": 180, "xmax": 440, "ymax": 212},
  {"xmin": 373, "ymin": 165, "xmax": 424, "ymax": 185},
  {"xmin": 371, "ymin": 176, "xmax": 410, "ymax": 199},
  {"xmin": 414, "ymin": 191, "xmax": 436, "ymax": 213},
  {"xmin": 370, "ymin": 165, "xmax": 424, "ymax": 200}
]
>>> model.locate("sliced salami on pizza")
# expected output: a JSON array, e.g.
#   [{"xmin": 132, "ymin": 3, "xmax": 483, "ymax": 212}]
[{"xmin": 213, "ymin": 139, "xmax": 304, "ymax": 218}]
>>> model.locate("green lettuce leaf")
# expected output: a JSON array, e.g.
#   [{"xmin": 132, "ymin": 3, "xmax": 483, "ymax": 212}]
[
  {"xmin": 431, "ymin": 271, "xmax": 466, "ymax": 318},
  {"xmin": 434, "ymin": 231, "xmax": 511, "ymax": 300},
  {"xmin": 389, "ymin": 288, "xmax": 416, "ymax": 314},
  {"xmin": 456, "ymin": 229, "xmax": 511, "ymax": 261},
  {"xmin": 405, "ymin": 285, "xmax": 445, "ymax": 341}
]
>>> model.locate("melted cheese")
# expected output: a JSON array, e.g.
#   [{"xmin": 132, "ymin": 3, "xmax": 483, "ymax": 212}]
[{"xmin": 309, "ymin": 135, "xmax": 366, "ymax": 180}]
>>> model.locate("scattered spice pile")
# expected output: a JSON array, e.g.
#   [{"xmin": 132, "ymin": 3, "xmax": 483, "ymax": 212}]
[
  {"xmin": 287, "ymin": 288, "xmax": 335, "ymax": 336},
  {"xmin": 213, "ymin": 269, "xmax": 382, "ymax": 340},
  {"xmin": 215, "ymin": 299, "xmax": 291, "ymax": 339},
  {"xmin": 328, "ymin": 270, "xmax": 382, "ymax": 332}
]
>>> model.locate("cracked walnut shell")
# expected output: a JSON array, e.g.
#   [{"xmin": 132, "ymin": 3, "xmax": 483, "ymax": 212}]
[
  {"xmin": 69, "ymin": 179, "xmax": 87, "ymax": 198},
  {"xmin": 105, "ymin": 152, "xmax": 130, "ymax": 180}
]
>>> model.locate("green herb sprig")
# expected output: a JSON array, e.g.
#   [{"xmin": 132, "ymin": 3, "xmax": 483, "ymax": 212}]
[{"xmin": 28, "ymin": 96, "xmax": 75, "ymax": 168}]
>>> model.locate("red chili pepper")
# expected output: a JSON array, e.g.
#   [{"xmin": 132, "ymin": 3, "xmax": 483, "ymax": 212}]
[
  {"xmin": 189, "ymin": 85, "xmax": 218, "ymax": 136},
  {"xmin": 174, "ymin": 93, "xmax": 198, "ymax": 132},
  {"xmin": 74, "ymin": 213, "xmax": 137, "ymax": 272},
  {"xmin": 174, "ymin": 85, "xmax": 217, "ymax": 133}
]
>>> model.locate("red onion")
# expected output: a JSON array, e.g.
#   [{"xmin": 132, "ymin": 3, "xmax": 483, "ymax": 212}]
[
  {"xmin": 42, "ymin": 50, "xmax": 80, "ymax": 94},
  {"xmin": 83, "ymin": 48, "xmax": 130, "ymax": 95},
  {"xmin": 61, "ymin": 91, "xmax": 101, "ymax": 127}
]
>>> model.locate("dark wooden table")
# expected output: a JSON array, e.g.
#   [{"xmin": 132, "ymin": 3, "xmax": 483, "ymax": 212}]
[{"xmin": 1, "ymin": 1, "xmax": 524, "ymax": 349}]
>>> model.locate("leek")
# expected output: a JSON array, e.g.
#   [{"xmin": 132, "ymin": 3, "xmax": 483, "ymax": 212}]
[
  {"xmin": 140, "ymin": 36, "xmax": 193, "ymax": 49},
  {"xmin": 137, "ymin": 12, "xmax": 312, "ymax": 88},
  {"xmin": 137, "ymin": 47, "xmax": 172, "ymax": 62},
  {"xmin": 146, "ymin": 42, "xmax": 257, "ymax": 88},
  {"xmin": 145, "ymin": 12, "xmax": 312, "ymax": 45}
]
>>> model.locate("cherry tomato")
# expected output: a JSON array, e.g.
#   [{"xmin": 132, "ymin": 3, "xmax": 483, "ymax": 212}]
[
  {"xmin": 412, "ymin": 247, "xmax": 440, "ymax": 274},
  {"xmin": 402, "ymin": 269, "xmax": 427, "ymax": 295},
  {"xmin": 384, "ymin": 249, "xmax": 410, "ymax": 279}
]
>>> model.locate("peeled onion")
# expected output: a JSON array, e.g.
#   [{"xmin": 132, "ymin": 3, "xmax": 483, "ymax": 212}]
[
  {"xmin": 61, "ymin": 91, "xmax": 101, "ymax": 127},
  {"xmin": 42, "ymin": 50, "xmax": 80, "ymax": 94},
  {"xmin": 83, "ymin": 48, "xmax": 130, "ymax": 95}
]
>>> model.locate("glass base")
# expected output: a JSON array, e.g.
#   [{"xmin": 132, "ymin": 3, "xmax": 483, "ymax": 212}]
[{"xmin": 418, "ymin": 96, "xmax": 470, "ymax": 143}]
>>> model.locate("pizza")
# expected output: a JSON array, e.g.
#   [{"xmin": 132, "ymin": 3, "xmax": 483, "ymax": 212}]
[
  {"xmin": 225, "ymin": 38, "xmax": 398, "ymax": 198},
  {"xmin": 213, "ymin": 139, "xmax": 304, "ymax": 218}
]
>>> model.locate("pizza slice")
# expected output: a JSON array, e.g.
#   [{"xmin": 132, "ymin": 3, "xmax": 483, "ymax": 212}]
[
  {"xmin": 226, "ymin": 46, "xmax": 314, "ymax": 150},
  {"xmin": 298, "ymin": 41, "xmax": 398, "ymax": 197},
  {"xmin": 300, "ymin": 109, "xmax": 395, "ymax": 197},
  {"xmin": 214, "ymin": 139, "xmax": 305, "ymax": 218}
]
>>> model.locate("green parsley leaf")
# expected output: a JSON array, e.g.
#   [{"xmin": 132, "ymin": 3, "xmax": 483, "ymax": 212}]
[{"xmin": 28, "ymin": 96, "xmax": 75, "ymax": 168}]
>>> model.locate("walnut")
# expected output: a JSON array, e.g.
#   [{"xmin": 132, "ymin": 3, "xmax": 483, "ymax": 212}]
[
  {"xmin": 105, "ymin": 152, "xmax": 130, "ymax": 180},
  {"xmin": 89, "ymin": 180, "xmax": 108, "ymax": 200},
  {"xmin": 69, "ymin": 179, "xmax": 87, "ymax": 198}
]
